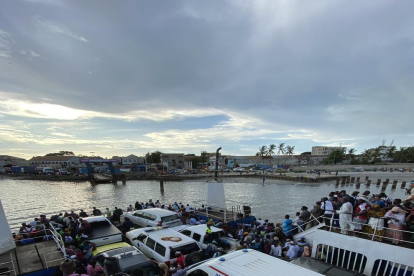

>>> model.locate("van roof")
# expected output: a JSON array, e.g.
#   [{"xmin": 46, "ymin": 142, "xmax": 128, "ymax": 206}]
[
  {"xmin": 193, "ymin": 249, "xmax": 323, "ymax": 276},
  {"xmin": 128, "ymin": 227, "xmax": 197, "ymax": 248},
  {"xmin": 138, "ymin": 208, "xmax": 177, "ymax": 216},
  {"xmin": 181, "ymin": 224, "xmax": 223, "ymax": 235}
]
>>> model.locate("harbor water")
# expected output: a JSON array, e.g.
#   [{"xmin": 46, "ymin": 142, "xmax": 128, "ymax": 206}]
[{"xmin": 0, "ymin": 178, "xmax": 407, "ymax": 230}]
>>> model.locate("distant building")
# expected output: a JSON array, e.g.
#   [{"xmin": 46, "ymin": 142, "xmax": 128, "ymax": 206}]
[
  {"xmin": 161, "ymin": 153, "xmax": 185, "ymax": 169},
  {"xmin": 311, "ymin": 146, "xmax": 345, "ymax": 156},
  {"xmin": 0, "ymin": 155, "xmax": 29, "ymax": 173},
  {"xmin": 29, "ymin": 156, "xmax": 80, "ymax": 168},
  {"xmin": 119, "ymin": 154, "xmax": 146, "ymax": 166}
]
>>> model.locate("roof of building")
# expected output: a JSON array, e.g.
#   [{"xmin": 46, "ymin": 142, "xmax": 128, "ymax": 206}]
[{"xmin": 29, "ymin": 156, "xmax": 79, "ymax": 162}]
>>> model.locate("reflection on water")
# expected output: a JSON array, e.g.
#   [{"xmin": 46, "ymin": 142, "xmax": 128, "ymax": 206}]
[{"xmin": 0, "ymin": 179, "xmax": 406, "ymax": 230}]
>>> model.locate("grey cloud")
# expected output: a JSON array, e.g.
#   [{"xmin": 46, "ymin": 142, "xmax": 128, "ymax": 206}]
[{"xmin": 0, "ymin": 0, "xmax": 414, "ymax": 153}]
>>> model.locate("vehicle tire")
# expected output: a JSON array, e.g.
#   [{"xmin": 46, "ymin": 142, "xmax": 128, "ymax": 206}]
[{"xmin": 185, "ymin": 251, "xmax": 203, "ymax": 265}]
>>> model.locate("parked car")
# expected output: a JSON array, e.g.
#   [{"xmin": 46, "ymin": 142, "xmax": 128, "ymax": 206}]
[
  {"xmin": 93, "ymin": 242, "xmax": 159, "ymax": 275},
  {"xmin": 83, "ymin": 216, "xmax": 123, "ymax": 246},
  {"xmin": 126, "ymin": 227, "xmax": 203, "ymax": 266},
  {"xmin": 173, "ymin": 224, "xmax": 238, "ymax": 252},
  {"xmin": 123, "ymin": 208, "xmax": 182, "ymax": 228}
]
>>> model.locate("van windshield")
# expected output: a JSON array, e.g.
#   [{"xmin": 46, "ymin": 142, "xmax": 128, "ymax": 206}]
[{"xmin": 161, "ymin": 214, "xmax": 179, "ymax": 222}]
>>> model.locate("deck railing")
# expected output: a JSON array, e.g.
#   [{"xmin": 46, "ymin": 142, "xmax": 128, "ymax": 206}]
[{"xmin": 284, "ymin": 213, "xmax": 414, "ymax": 247}]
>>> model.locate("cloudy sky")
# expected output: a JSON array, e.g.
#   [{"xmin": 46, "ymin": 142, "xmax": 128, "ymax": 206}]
[{"xmin": 0, "ymin": 0, "xmax": 413, "ymax": 159}]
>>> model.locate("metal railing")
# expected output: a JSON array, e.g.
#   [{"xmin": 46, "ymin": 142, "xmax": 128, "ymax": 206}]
[{"xmin": 282, "ymin": 213, "xmax": 414, "ymax": 247}]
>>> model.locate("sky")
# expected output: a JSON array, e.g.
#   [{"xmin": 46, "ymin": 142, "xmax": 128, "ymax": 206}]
[{"xmin": 0, "ymin": 0, "xmax": 413, "ymax": 159}]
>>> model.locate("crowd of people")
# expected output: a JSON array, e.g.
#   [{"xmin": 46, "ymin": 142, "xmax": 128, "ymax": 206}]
[{"xmin": 11, "ymin": 181, "xmax": 414, "ymax": 275}]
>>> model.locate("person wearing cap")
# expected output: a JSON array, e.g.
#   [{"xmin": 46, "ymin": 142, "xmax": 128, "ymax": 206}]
[
  {"xmin": 296, "ymin": 237, "xmax": 308, "ymax": 257},
  {"xmin": 285, "ymin": 241, "xmax": 299, "ymax": 260},
  {"xmin": 379, "ymin": 193, "xmax": 393, "ymax": 207},
  {"xmin": 384, "ymin": 207, "xmax": 406, "ymax": 244}
]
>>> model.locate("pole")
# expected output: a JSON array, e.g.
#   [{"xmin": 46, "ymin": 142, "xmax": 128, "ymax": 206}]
[
  {"xmin": 160, "ymin": 180, "xmax": 164, "ymax": 193},
  {"xmin": 215, "ymin": 147, "xmax": 222, "ymax": 181}
]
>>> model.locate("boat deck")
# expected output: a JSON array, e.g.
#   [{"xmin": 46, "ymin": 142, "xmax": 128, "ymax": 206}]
[{"xmin": 0, "ymin": 240, "xmax": 63, "ymax": 275}]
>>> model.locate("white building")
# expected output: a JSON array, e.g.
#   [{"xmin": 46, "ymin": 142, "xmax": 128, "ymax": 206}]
[
  {"xmin": 311, "ymin": 146, "xmax": 345, "ymax": 156},
  {"xmin": 29, "ymin": 156, "xmax": 80, "ymax": 168},
  {"xmin": 160, "ymin": 153, "xmax": 184, "ymax": 169}
]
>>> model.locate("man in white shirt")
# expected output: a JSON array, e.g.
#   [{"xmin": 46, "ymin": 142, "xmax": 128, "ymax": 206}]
[
  {"xmin": 185, "ymin": 204, "xmax": 191, "ymax": 212},
  {"xmin": 336, "ymin": 197, "xmax": 355, "ymax": 235},
  {"xmin": 269, "ymin": 241, "xmax": 282, "ymax": 257},
  {"xmin": 321, "ymin": 197, "xmax": 334, "ymax": 226}
]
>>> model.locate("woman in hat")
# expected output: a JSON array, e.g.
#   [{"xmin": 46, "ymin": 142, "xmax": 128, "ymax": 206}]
[
  {"xmin": 384, "ymin": 207, "xmax": 406, "ymax": 244},
  {"xmin": 365, "ymin": 204, "xmax": 385, "ymax": 241}
]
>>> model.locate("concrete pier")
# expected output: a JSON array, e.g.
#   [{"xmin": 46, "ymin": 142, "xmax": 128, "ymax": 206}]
[
  {"xmin": 401, "ymin": 181, "xmax": 406, "ymax": 189},
  {"xmin": 366, "ymin": 179, "xmax": 371, "ymax": 186},
  {"xmin": 350, "ymin": 177, "xmax": 355, "ymax": 183},
  {"xmin": 356, "ymin": 182, "xmax": 361, "ymax": 188},
  {"xmin": 341, "ymin": 177, "xmax": 346, "ymax": 185},
  {"xmin": 356, "ymin": 177, "xmax": 360, "ymax": 183},
  {"xmin": 392, "ymin": 180, "xmax": 397, "ymax": 189},
  {"xmin": 377, "ymin": 179, "xmax": 381, "ymax": 185}
]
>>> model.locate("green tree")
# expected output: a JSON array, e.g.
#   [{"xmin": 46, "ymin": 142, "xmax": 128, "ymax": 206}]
[
  {"xmin": 45, "ymin": 151, "xmax": 74, "ymax": 156},
  {"xmin": 200, "ymin": 151, "xmax": 209, "ymax": 163},
  {"xmin": 145, "ymin": 151, "xmax": 162, "ymax": 163},
  {"xmin": 256, "ymin": 146, "xmax": 268, "ymax": 157},
  {"xmin": 326, "ymin": 149, "xmax": 346, "ymax": 165},
  {"xmin": 346, "ymin": 148, "xmax": 356, "ymax": 161},
  {"xmin": 267, "ymin": 144, "xmax": 276, "ymax": 156}
]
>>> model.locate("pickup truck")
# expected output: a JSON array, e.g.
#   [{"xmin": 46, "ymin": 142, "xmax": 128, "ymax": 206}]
[
  {"xmin": 84, "ymin": 216, "xmax": 122, "ymax": 246},
  {"xmin": 172, "ymin": 224, "xmax": 238, "ymax": 252},
  {"xmin": 93, "ymin": 242, "xmax": 159, "ymax": 275}
]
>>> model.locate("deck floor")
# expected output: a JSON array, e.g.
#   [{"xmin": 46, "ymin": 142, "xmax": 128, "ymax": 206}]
[{"xmin": 0, "ymin": 240, "xmax": 63, "ymax": 275}]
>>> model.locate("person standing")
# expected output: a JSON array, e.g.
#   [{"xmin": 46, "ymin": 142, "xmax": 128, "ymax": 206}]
[
  {"xmin": 282, "ymin": 215, "xmax": 293, "ymax": 238},
  {"xmin": 321, "ymin": 197, "xmax": 334, "ymax": 226},
  {"xmin": 384, "ymin": 207, "xmax": 406, "ymax": 244},
  {"xmin": 336, "ymin": 197, "xmax": 354, "ymax": 235},
  {"xmin": 353, "ymin": 199, "xmax": 370, "ymax": 233},
  {"xmin": 298, "ymin": 206, "xmax": 310, "ymax": 232}
]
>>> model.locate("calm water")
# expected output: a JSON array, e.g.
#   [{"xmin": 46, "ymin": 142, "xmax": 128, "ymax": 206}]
[{"xmin": 0, "ymin": 178, "xmax": 407, "ymax": 230}]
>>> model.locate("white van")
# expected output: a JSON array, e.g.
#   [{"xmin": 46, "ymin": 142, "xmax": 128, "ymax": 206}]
[
  {"xmin": 185, "ymin": 249, "xmax": 324, "ymax": 276},
  {"xmin": 42, "ymin": 167, "xmax": 54, "ymax": 174},
  {"xmin": 126, "ymin": 227, "xmax": 203, "ymax": 266},
  {"xmin": 123, "ymin": 208, "xmax": 182, "ymax": 228}
]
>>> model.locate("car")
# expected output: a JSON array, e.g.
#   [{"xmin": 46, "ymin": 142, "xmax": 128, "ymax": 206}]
[
  {"xmin": 173, "ymin": 224, "xmax": 238, "ymax": 252},
  {"xmin": 123, "ymin": 208, "xmax": 183, "ymax": 228},
  {"xmin": 92, "ymin": 242, "xmax": 159, "ymax": 275},
  {"xmin": 83, "ymin": 216, "xmax": 123, "ymax": 246},
  {"xmin": 126, "ymin": 227, "xmax": 203, "ymax": 267}
]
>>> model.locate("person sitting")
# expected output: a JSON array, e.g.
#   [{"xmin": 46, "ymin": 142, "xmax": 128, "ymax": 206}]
[{"xmin": 92, "ymin": 207, "xmax": 102, "ymax": 216}]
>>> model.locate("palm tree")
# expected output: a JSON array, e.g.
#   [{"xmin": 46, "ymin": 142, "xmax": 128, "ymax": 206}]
[
  {"xmin": 347, "ymin": 148, "xmax": 356, "ymax": 161},
  {"xmin": 277, "ymin": 143, "xmax": 285, "ymax": 165},
  {"xmin": 372, "ymin": 147, "xmax": 381, "ymax": 163},
  {"xmin": 283, "ymin": 145, "xmax": 295, "ymax": 164},
  {"xmin": 256, "ymin": 146, "xmax": 267, "ymax": 157},
  {"xmin": 267, "ymin": 144, "xmax": 276, "ymax": 156},
  {"xmin": 385, "ymin": 146, "xmax": 396, "ymax": 161}
]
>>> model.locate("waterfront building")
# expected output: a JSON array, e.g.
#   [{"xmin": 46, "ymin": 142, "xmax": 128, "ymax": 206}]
[
  {"xmin": 311, "ymin": 146, "xmax": 346, "ymax": 156},
  {"xmin": 160, "ymin": 153, "xmax": 184, "ymax": 169},
  {"xmin": 28, "ymin": 156, "xmax": 80, "ymax": 169},
  {"xmin": 0, "ymin": 155, "xmax": 28, "ymax": 173},
  {"xmin": 112, "ymin": 154, "xmax": 146, "ymax": 166}
]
